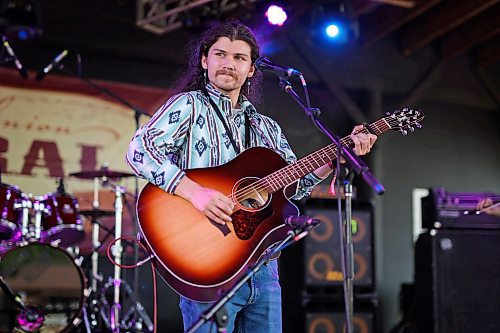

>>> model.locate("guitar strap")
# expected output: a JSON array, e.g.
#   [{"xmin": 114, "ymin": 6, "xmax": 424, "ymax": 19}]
[{"xmin": 205, "ymin": 91, "xmax": 250, "ymax": 154}]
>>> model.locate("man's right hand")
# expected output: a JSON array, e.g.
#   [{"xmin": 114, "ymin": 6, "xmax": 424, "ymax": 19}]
[
  {"xmin": 188, "ymin": 186, "xmax": 235, "ymax": 225},
  {"xmin": 174, "ymin": 176, "xmax": 235, "ymax": 225}
]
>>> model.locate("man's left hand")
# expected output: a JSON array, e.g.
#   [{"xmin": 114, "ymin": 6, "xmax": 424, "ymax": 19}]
[{"xmin": 350, "ymin": 124, "xmax": 377, "ymax": 155}]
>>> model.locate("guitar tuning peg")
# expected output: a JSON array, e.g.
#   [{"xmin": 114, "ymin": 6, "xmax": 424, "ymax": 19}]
[
  {"xmin": 416, "ymin": 123, "xmax": 422, "ymax": 129},
  {"xmin": 409, "ymin": 126, "xmax": 415, "ymax": 132},
  {"xmin": 386, "ymin": 112, "xmax": 391, "ymax": 116},
  {"xmin": 401, "ymin": 129, "xmax": 408, "ymax": 135}
]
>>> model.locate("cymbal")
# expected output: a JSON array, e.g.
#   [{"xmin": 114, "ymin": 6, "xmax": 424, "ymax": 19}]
[
  {"xmin": 69, "ymin": 169, "xmax": 135, "ymax": 179},
  {"xmin": 80, "ymin": 209, "xmax": 115, "ymax": 218}
]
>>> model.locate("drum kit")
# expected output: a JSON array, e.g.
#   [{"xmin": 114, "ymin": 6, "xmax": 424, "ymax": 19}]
[{"xmin": 0, "ymin": 167, "xmax": 153, "ymax": 333}]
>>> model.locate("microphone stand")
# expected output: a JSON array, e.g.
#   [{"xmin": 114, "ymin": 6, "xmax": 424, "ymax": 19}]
[
  {"xmin": 276, "ymin": 75, "xmax": 384, "ymax": 333},
  {"xmin": 53, "ymin": 55, "xmax": 151, "ymax": 306},
  {"xmin": 186, "ymin": 222, "xmax": 319, "ymax": 333},
  {"xmin": 278, "ymin": 76, "xmax": 384, "ymax": 194},
  {"xmin": 342, "ymin": 169, "xmax": 355, "ymax": 332}
]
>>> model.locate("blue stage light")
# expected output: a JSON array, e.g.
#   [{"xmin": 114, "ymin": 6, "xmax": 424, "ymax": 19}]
[{"xmin": 325, "ymin": 24, "xmax": 340, "ymax": 38}]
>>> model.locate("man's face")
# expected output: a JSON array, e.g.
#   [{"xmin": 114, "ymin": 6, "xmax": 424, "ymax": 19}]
[{"xmin": 201, "ymin": 36, "xmax": 255, "ymax": 96}]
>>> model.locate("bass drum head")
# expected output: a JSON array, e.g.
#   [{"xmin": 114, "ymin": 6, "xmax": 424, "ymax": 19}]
[{"xmin": 0, "ymin": 243, "xmax": 86, "ymax": 333}]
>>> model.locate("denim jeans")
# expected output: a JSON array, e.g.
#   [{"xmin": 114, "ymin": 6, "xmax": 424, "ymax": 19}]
[{"xmin": 179, "ymin": 259, "xmax": 282, "ymax": 333}]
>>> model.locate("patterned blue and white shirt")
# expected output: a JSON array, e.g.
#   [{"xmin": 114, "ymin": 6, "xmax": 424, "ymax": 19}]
[{"xmin": 126, "ymin": 84, "xmax": 325, "ymax": 199}]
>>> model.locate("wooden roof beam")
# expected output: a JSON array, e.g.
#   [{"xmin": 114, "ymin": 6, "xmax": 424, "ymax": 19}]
[
  {"xmin": 351, "ymin": 0, "xmax": 380, "ymax": 16},
  {"xmin": 440, "ymin": 4, "xmax": 500, "ymax": 61},
  {"xmin": 475, "ymin": 34, "xmax": 500, "ymax": 68},
  {"xmin": 359, "ymin": 0, "xmax": 442, "ymax": 47},
  {"xmin": 400, "ymin": 0, "xmax": 499, "ymax": 56}
]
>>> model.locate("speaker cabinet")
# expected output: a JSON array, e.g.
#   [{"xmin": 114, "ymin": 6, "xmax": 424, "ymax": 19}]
[
  {"xmin": 306, "ymin": 311, "xmax": 375, "ymax": 333},
  {"xmin": 304, "ymin": 203, "xmax": 374, "ymax": 290},
  {"xmin": 415, "ymin": 229, "xmax": 500, "ymax": 333}
]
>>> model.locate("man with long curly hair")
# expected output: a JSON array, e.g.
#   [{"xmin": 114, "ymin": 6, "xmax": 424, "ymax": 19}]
[{"xmin": 127, "ymin": 20, "xmax": 376, "ymax": 332}]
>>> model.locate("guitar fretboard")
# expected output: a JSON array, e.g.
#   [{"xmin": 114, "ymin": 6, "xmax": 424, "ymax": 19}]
[{"xmin": 263, "ymin": 118, "xmax": 390, "ymax": 193}]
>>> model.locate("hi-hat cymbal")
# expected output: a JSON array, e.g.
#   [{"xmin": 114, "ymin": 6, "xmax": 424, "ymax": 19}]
[
  {"xmin": 69, "ymin": 169, "xmax": 135, "ymax": 179},
  {"xmin": 80, "ymin": 209, "xmax": 115, "ymax": 218}
]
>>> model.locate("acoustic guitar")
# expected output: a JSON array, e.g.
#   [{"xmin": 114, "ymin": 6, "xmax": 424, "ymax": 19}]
[{"xmin": 137, "ymin": 108, "xmax": 424, "ymax": 302}]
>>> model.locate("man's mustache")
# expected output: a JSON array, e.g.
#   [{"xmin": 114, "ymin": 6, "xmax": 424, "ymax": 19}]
[{"xmin": 215, "ymin": 69, "xmax": 237, "ymax": 79}]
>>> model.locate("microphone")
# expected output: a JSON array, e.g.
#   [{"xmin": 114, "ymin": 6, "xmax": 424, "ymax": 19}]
[
  {"xmin": 255, "ymin": 56, "xmax": 302, "ymax": 77},
  {"xmin": 35, "ymin": 49, "xmax": 69, "ymax": 81},
  {"xmin": 2, "ymin": 38, "xmax": 28, "ymax": 79},
  {"xmin": 284, "ymin": 215, "xmax": 321, "ymax": 228}
]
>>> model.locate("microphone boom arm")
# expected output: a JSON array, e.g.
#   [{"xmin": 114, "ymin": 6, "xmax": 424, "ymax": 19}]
[{"xmin": 278, "ymin": 76, "xmax": 384, "ymax": 195}]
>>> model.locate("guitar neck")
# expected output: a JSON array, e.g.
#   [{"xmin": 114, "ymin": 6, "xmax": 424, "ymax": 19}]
[{"xmin": 263, "ymin": 118, "xmax": 390, "ymax": 193}]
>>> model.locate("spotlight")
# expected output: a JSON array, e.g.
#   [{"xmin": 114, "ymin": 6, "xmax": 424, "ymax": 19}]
[
  {"xmin": 325, "ymin": 23, "xmax": 340, "ymax": 38},
  {"xmin": 310, "ymin": 2, "xmax": 358, "ymax": 45},
  {"xmin": 265, "ymin": 5, "xmax": 287, "ymax": 27}
]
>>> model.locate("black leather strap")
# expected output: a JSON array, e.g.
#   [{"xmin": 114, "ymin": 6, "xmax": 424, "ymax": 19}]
[{"xmin": 206, "ymin": 93, "xmax": 249, "ymax": 154}]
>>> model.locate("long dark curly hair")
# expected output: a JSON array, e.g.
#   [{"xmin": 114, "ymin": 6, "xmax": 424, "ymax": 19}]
[{"xmin": 173, "ymin": 20, "xmax": 263, "ymax": 105}]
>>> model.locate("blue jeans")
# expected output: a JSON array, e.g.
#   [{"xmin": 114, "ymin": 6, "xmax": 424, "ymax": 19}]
[{"xmin": 179, "ymin": 259, "xmax": 282, "ymax": 333}]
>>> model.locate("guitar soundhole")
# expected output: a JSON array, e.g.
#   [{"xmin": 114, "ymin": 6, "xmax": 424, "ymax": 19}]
[{"xmin": 233, "ymin": 177, "xmax": 271, "ymax": 212}]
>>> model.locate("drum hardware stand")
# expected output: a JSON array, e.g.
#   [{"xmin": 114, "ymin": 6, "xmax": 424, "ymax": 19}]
[
  {"xmin": 67, "ymin": 167, "xmax": 149, "ymax": 332},
  {"xmin": 87, "ymin": 172, "xmax": 118, "ymax": 293},
  {"xmin": 92, "ymin": 177, "xmax": 102, "ymax": 293},
  {"xmin": 121, "ymin": 298, "xmax": 153, "ymax": 332},
  {"xmin": 57, "ymin": 53, "xmax": 151, "ymax": 306},
  {"xmin": 110, "ymin": 184, "xmax": 125, "ymax": 333},
  {"xmin": 81, "ymin": 180, "xmax": 151, "ymax": 333},
  {"xmin": 90, "ymin": 184, "xmax": 153, "ymax": 333},
  {"xmin": 80, "ymin": 213, "xmax": 115, "ymax": 332},
  {"xmin": 0, "ymin": 275, "xmax": 44, "ymax": 332},
  {"xmin": 86, "ymin": 176, "xmax": 117, "ymax": 292},
  {"xmin": 98, "ymin": 276, "xmax": 154, "ymax": 333},
  {"xmin": 81, "ymin": 176, "xmax": 108, "ymax": 332}
]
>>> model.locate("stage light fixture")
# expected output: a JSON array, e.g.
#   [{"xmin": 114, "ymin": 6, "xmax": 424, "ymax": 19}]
[
  {"xmin": 265, "ymin": 4, "xmax": 287, "ymax": 27},
  {"xmin": 325, "ymin": 23, "xmax": 340, "ymax": 38},
  {"xmin": 0, "ymin": 0, "xmax": 43, "ymax": 40},
  {"xmin": 310, "ymin": 1, "xmax": 358, "ymax": 45}
]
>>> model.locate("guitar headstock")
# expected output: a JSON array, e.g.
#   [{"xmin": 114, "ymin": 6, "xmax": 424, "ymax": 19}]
[{"xmin": 385, "ymin": 108, "xmax": 425, "ymax": 135}]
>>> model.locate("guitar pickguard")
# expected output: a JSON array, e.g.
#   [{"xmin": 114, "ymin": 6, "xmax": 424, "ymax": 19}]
[{"xmin": 231, "ymin": 205, "xmax": 274, "ymax": 240}]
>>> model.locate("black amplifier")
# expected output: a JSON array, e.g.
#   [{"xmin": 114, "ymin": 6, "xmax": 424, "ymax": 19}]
[{"xmin": 421, "ymin": 187, "xmax": 500, "ymax": 229}]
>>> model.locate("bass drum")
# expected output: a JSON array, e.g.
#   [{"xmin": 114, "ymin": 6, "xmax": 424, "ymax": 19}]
[{"xmin": 0, "ymin": 243, "xmax": 87, "ymax": 333}]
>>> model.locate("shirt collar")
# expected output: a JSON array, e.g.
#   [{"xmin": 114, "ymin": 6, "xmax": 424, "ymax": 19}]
[{"xmin": 205, "ymin": 83, "xmax": 256, "ymax": 118}]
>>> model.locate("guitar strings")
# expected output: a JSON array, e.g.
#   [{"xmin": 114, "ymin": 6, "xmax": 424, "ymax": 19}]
[
  {"xmin": 228, "ymin": 115, "xmax": 415, "ymax": 204},
  {"xmin": 228, "ymin": 117, "xmax": 393, "ymax": 203},
  {"xmin": 226, "ymin": 118, "xmax": 384, "ymax": 203}
]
